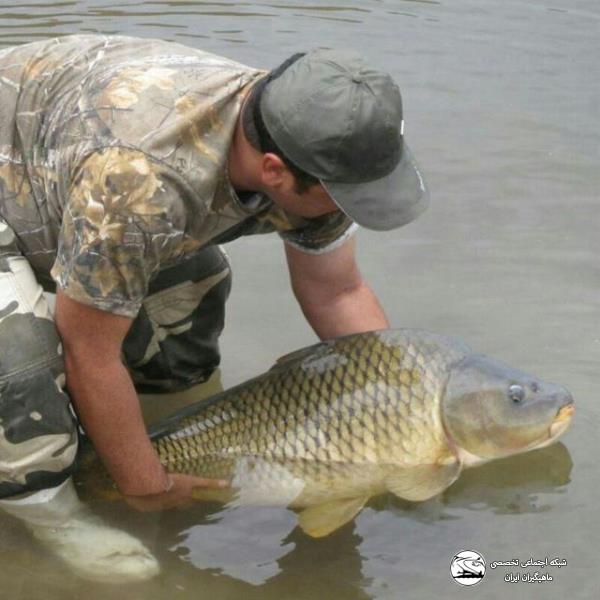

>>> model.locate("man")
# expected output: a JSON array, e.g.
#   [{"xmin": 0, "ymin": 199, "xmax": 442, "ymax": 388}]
[{"xmin": 0, "ymin": 36, "xmax": 428, "ymax": 580}]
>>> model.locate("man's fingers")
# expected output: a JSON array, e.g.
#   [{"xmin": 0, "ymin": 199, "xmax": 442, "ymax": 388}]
[
  {"xmin": 195, "ymin": 477, "xmax": 229, "ymax": 489},
  {"xmin": 123, "ymin": 474, "xmax": 230, "ymax": 512},
  {"xmin": 171, "ymin": 473, "xmax": 229, "ymax": 489}
]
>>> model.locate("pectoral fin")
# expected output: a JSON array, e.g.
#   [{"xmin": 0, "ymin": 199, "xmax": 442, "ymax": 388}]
[
  {"xmin": 386, "ymin": 460, "xmax": 461, "ymax": 502},
  {"xmin": 297, "ymin": 495, "xmax": 369, "ymax": 538}
]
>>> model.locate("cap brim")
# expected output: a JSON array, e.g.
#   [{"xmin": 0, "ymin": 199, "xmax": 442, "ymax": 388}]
[{"xmin": 321, "ymin": 144, "xmax": 429, "ymax": 231}]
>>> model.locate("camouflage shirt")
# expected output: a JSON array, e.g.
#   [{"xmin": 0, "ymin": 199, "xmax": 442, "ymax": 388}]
[{"xmin": 0, "ymin": 35, "xmax": 355, "ymax": 317}]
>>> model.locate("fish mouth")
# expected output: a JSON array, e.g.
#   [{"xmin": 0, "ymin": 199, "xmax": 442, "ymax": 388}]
[{"xmin": 549, "ymin": 403, "xmax": 574, "ymax": 439}]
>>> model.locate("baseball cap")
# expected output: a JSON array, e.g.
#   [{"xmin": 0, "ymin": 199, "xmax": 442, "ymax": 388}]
[{"xmin": 244, "ymin": 49, "xmax": 429, "ymax": 231}]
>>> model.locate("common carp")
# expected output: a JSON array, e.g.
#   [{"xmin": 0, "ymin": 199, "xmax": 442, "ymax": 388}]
[{"xmin": 78, "ymin": 329, "xmax": 574, "ymax": 537}]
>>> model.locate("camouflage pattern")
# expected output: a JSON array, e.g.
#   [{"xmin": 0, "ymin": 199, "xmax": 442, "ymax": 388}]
[
  {"xmin": 0, "ymin": 218, "xmax": 78, "ymax": 498},
  {"xmin": 123, "ymin": 244, "xmax": 232, "ymax": 393},
  {"xmin": 0, "ymin": 35, "xmax": 356, "ymax": 317}
]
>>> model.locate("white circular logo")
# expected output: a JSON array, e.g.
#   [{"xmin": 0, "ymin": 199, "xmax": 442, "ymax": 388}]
[{"xmin": 450, "ymin": 550, "xmax": 486, "ymax": 586}]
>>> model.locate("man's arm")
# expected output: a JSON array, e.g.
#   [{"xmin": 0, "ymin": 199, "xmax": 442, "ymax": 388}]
[
  {"xmin": 55, "ymin": 290, "xmax": 225, "ymax": 509},
  {"xmin": 285, "ymin": 235, "xmax": 389, "ymax": 340}
]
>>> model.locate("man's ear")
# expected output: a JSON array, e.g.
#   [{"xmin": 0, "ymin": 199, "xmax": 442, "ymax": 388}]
[{"xmin": 260, "ymin": 153, "xmax": 288, "ymax": 188}]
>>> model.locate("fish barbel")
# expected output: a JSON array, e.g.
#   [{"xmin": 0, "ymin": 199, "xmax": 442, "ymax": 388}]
[{"xmin": 79, "ymin": 329, "xmax": 574, "ymax": 537}]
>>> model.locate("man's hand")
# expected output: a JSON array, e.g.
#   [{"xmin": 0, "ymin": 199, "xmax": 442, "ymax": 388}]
[{"xmin": 124, "ymin": 473, "xmax": 229, "ymax": 512}]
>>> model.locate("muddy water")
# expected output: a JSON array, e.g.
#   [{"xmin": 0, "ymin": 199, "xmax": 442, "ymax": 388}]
[{"xmin": 0, "ymin": 1, "xmax": 598, "ymax": 598}]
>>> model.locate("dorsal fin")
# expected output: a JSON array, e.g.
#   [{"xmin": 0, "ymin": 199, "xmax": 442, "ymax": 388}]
[{"xmin": 269, "ymin": 339, "xmax": 336, "ymax": 372}]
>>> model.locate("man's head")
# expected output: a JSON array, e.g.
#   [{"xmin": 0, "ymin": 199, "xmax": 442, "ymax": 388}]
[
  {"xmin": 242, "ymin": 49, "xmax": 429, "ymax": 230},
  {"xmin": 243, "ymin": 53, "xmax": 319, "ymax": 196}
]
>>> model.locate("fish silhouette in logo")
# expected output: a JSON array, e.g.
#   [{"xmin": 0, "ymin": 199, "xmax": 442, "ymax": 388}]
[{"xmin": 451, "ymin": 550, "xmax": 486, "ymax": 586}]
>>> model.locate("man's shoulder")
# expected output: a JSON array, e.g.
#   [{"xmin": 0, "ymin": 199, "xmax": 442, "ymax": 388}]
[
  {"xmin": 69, "ymin": 36, "xmax": 262, "ymax": 181},
  {"xmin": 7, "ymin": 33, "xmax": 255, "ymax": 70},
  {"xmin": 63, "ymin": 33, "xmax": 259, "ymax": 81}
]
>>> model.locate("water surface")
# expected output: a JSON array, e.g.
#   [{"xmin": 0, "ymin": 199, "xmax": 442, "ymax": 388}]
[{"xmin": 0, "ymin": 1, "xmax": 598, "ymax": 598}]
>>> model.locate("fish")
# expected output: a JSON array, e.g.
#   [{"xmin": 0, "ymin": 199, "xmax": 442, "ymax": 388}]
[{"xmin": 77, "ymin": 329, "xmax": 574, "ymax": 537}]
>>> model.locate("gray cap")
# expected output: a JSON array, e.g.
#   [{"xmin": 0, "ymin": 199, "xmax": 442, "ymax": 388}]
[{"xmin": 259, "ymin": 49, "xmax": 429, "ymax": 231}]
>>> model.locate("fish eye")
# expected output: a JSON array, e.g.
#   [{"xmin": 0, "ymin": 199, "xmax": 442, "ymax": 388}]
[{"xmin": 508, "ymin": 384, "xmax": 525, "ymax": 404}]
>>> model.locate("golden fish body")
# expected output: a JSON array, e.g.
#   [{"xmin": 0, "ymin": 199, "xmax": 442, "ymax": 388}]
[
  {"xmin": 79, "ymin": 329, "xmax": 574, "ymax": 537},
  {"xmin": 144, "ymin": 329, "xmax": 573, "ymax": 536}
]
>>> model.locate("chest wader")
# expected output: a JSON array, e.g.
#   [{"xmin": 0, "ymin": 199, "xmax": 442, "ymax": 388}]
[{"xmin": 0, "ymin": 217, "xmax": 162, "ymax": 582}]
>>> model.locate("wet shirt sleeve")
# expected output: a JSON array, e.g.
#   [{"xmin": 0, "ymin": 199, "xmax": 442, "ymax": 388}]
[{"xmin": 51, "ymin": 147, "xmax": 193, "ymax": 317}]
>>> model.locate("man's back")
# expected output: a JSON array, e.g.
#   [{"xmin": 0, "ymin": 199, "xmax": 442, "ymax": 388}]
[{"xmin": 0, "ymin": 35, "xmax": 260, "ymax": 285}]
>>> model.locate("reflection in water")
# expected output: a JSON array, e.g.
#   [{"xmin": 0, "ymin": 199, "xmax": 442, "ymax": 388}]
[
  {"xmin": 269, "ymin": 525, "xmax": 370, "ymax": 600},
  {"xmin": 372, "ymin": 442, "xmax": 573, "ymax": 519},
  {"xmin": 445, "ymin": 442, "xmax": 573, "ymax": 514},
  {"xmin": 152, "ymin": 502, "xmax": 370, "ymax": 598},
  {"xmin": 175, "ymin": 506, "xmax": 297, "ymax": 584}
]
